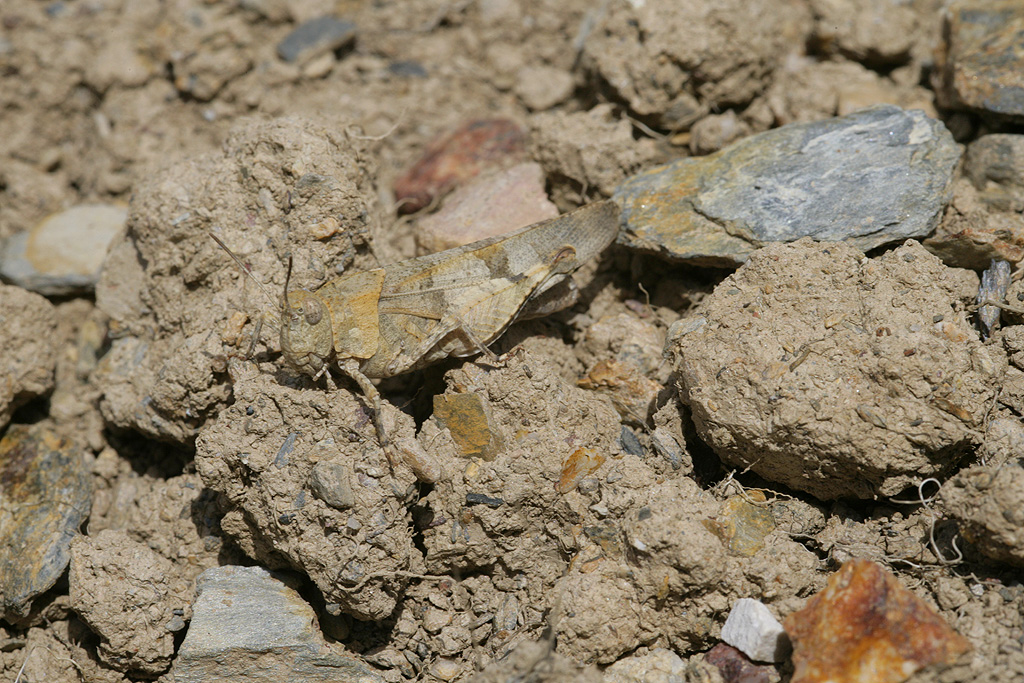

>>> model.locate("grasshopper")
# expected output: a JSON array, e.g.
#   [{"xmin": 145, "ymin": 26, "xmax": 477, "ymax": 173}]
[{"xmin": 213, "ymin": 199, "xmax": 620, "ymax": 475}]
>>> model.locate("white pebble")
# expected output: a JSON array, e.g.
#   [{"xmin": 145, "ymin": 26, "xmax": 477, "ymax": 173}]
[{"xmin": 720, "ymin": 597, "xmax": 790, "ymax": 663}]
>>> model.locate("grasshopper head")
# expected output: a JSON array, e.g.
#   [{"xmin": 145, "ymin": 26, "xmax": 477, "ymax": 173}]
[{"xmin": 280, "ymin": 289, "xmax": 334, "ymax": 378}]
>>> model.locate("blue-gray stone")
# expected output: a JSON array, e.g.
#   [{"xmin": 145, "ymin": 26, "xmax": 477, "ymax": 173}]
[
  {"xmin": 615, "ymin": 105, "xmax": 960, "ymax": 266},
  {"xmin": 0, "ymin": 423, "xmax": 92, "ymax": 620},
  {"xmin": 173, "ymin": 566, "xmax": 384, "ymax": 682},
  {"xmin": 277, "ymin": 16, "xmax": 356, "ymax": 63}
]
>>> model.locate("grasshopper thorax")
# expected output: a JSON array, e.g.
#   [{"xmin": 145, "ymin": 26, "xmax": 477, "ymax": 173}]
[{"xmin": 281, "ymin": 289, "xmax": 334, "ymax": 378}]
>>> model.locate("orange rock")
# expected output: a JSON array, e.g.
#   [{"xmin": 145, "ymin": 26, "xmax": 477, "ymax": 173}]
[
  {"xmin": 432, "ymin": 392, "xmax": 504, "ymax": 461},
  {"xmin": 784, "ymin": 559, "xmax": 971, "ymax": 683},
  {"xmin": 556, "ymin": 447, "xmax": 606, "ymax": 494}
]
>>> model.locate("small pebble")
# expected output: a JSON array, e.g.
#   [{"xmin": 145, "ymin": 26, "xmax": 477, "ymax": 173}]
[
  {"xmin": 432, "ymin": 392, "xmax": 504, "ymax": 460},
  {"xmin": 431, "ymin": 658, "xmax": 462, "ymax": 681},
  {"xmin": 703, "ymin": 492, "xmax": 776, "ymax": 558},
  {"xmin": 619, "ymin": 426, "xmax": 644, "ymax": 456},
  {"xmin": 514, "ymin": 65, "xmax": 575, "ymax": 111},
  {"xmin": 388, "ymin": 60, "xmax": 427, "ymax": 78},
  {"xmin": 308, "ymin": 461, "xmax": 356, "ymax": 510},
  {"xmin": 720, "ymin": 598, "xmax": 789, "ymax": 663},
  {"xmin": 704, "ymin": 643, "xmax": 779, "ymax": 683},
  {"xmin": 422, "ymin": 607, "xmax": 452, "ymax": 634},
  {"xmin": 556, "ymin": 447, "xmax": 606, "ymax": 494},
  {"xmin": 277, "ymin": 16, "xmax": 356, "ymax": 63}
]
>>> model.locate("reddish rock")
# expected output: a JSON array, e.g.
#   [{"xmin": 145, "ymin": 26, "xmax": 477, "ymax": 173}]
[
  {"xmin": 704, "ymin": 643, "xmax": 779, "ymax": 683},
  {"xmin": 784, "ymin": 559, "xmax": 971, "ymax": 683},
  {"xmin": 394, "ymin": 119, "xmax": 526, "ymax": 213}
]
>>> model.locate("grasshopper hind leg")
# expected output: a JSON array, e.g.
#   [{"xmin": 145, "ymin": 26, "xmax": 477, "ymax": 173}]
[{"xmin": 336, "ymin": 358, "xmax": 443, "ymax": 483}]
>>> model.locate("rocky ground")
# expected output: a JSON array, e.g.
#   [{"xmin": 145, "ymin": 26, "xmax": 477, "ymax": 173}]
[{"xmin": 2, "ymin": 0, "xmax": 1024, "ymax": 682}]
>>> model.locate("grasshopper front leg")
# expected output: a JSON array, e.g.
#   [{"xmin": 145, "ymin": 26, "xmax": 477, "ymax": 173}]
[{"xmin": 337, "ymin": 358, "xmax": 388, "ymax": 446}]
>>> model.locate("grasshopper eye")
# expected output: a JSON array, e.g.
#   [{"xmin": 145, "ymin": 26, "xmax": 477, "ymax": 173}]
[{"xmin": 304, "ymin": 300, "xmax": 323, "ymax": 325}]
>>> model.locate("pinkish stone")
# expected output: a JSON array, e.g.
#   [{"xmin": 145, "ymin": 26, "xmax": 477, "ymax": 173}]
[{"xmin": 414, "ymin": 162, "xmax": 558, "ymax": 253}]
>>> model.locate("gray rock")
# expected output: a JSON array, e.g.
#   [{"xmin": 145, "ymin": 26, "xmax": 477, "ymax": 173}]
[
  {"xmin": 977, "ymin": 260, "xmax": 1012, "ymax": 337},
  {"xmin": 277, "ymin": 16, "xmax": 356, "ymax": 63},
  {"xmin": 965, "ymin": 134, "xmax": 1024, "ymax": 193},
  {"xmin": 1, "ymin": 204, "xmax": 127, "ymax": 295},
  {"xmin": 615, "ymin": 105, "xmax": 959, "ymax": 266},
  {"xmin": 309, "ymin": 461, "xmax": 356, "ymax": 510},
  {"xmin": 934, "ymin": 0, "xmax": 1024, "ymax": 118},
  {"xmin": 173, "ymin": 565, "xmax": 384, "ymax": 682},
  {"xmin": 1, "ymin": 423, "xmax": 92, "ymax": 621},
  {"xmin": 964, "ymin": 134, "xmax": 1024, "ymax": 212}
]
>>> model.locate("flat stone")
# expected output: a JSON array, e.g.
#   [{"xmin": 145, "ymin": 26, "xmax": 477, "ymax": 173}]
[
  {"xmin": 720, "ymin": 598, "xmax": 789, "ymax": 663},
  {"xmin": 784, "ymin": 559, "xmax": 971, "ymax": 683},
  {"xmin": 0, "ymin": 204, "xmax": 127, "ymax": 295},
  {"xmin": 432, "ymin": 392, "xmax": 504, "ymax": 460},
  {"xmin": 934, "ymin": 0, "xmax": 1024, "ymax": 118},
  {"xmin": 276, "ymin": 16, "xmax": 356, "ymax": 63},
  {"xmin": 414, "ymin": 163, "xmax": 558, "ymax": 253},
  {"xmin": 0, "ymin": 423, "xmax": 91, "ymax": 621},
  {"xmin": 614, "ymin": 105, "xmax": 959, "ymax": 267},
  {"xmin": 173, "ymin": 565, "xmax": 384, "ymax": 682}
]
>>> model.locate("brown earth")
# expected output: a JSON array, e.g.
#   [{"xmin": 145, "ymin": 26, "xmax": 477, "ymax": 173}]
[{"xmin": 2, "ymin": 0, "xmax": 1023, "ymax": 682}]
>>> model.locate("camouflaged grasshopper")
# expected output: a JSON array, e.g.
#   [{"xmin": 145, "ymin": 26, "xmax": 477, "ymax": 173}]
[{"xmin": 213, "ymin": 199, "xmax": 620, "ymax": 474}]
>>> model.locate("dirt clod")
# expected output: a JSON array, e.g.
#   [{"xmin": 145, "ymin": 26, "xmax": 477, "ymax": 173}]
[{"xmin": 669, "ymin": 238, "xmax": 1003, "ymax": 500}]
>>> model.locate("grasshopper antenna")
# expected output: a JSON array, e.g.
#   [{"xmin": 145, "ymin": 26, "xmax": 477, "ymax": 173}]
[
  {"xmin": 284, "ymin": 253, "xmax": 293, "ymax": 311},
  {"xmin": 210, "ymin": 232, "xmax": 286, "ymax": 357},
  {"xmin": 210, "ymin": 232, "xmax": 281, "ymax": 308}
]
